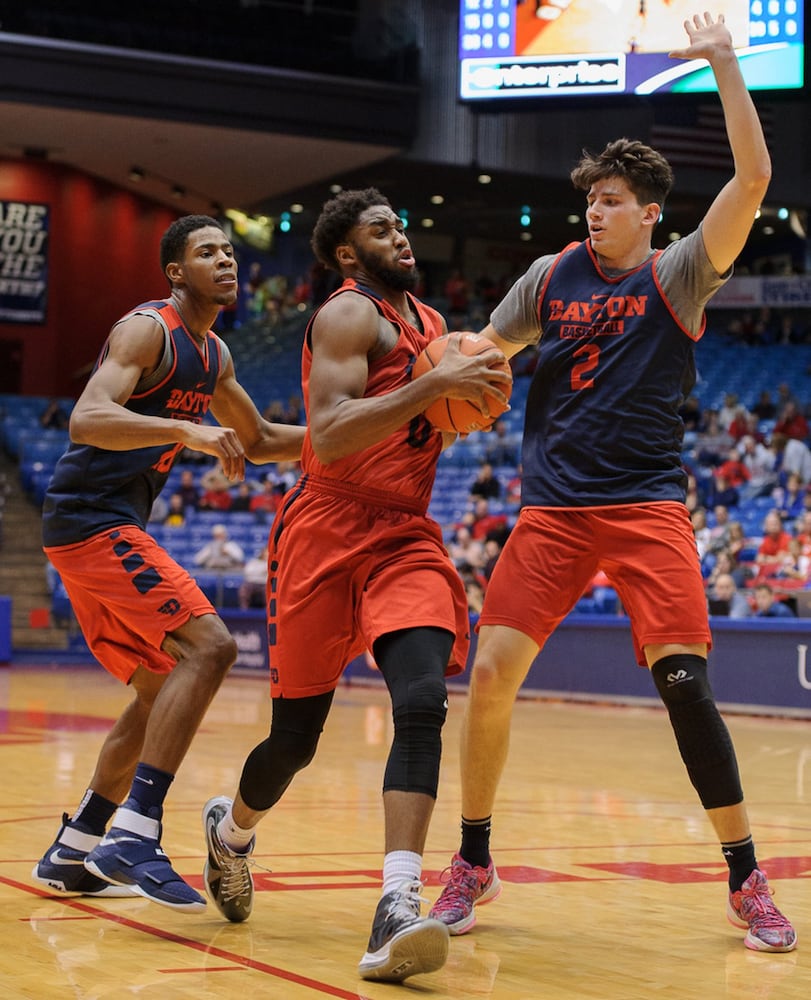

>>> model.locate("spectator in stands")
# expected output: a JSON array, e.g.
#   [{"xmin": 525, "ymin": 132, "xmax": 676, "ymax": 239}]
[
  {"xmin": 773, "ymin": 399, "xmax": 809, "ymax": 442},
  {"xmin": 795, "ymin": 509, "xmax": 811, "ymax": 557},
  {"xmin": 715, "ymin": 445, "xmax": 750, "ymax": 489},
  {"xmin": 199, "ymin": 466, "xmax": 234, "ymax": 512},
  {"xmin": 726, "ymin": 520, "xmax": 752, "ymax": 565},
  {"xmin": 773, "ymin": 470, "xmax": 806, "ymax": 527},
  {"xmin": 741, "ymin": 411, "xmax": 767, "ymax": 444},
  {"xmin": 481, "ymin": 536, "xmax": 504, "ymax": 582},
  {"xmin": 238, "ymin": 546, "xmax": 268, "ymax": 610},
  {"xmin": 753, "ymin": 582, "xmax": 796, "ymax": 618},
  {"xmin": 40, "ymin": 398, "xmax": 69, "ymax": 430},
  {"xmin": 772, "ymin": 535, "xmax": 810, "ymax": 584},
  {"xmin": 752, "ymin": 389, "xmax": 776, "ymax": 422},
  {"xmin": 469, "ymin": 462, "xmax": 501, "ymax": 501},
  {"xmin": 775, "ymin": 382, "xmax": 798, "ymax": 414},
  {"xmin": 694, "ymin": 408, "xmax": 733, "ymax": 467},
  {"xmin": 484, "ymin": 418, "xmax": 519, "ymax": 466},
  {"xmin": 283, "ymin": 395, "xmax": 304, "ymax": 425},
  {"xmin": 770, "ymin": 431, "xmax": 811, "ymax": 485},
  {"xmin": 230, "ymin": 480, "xmax": 255, "ymax": 512},
  {"xmin": 718, "ymin": 391, "xmax": 740, "ymax": 431},
  {"xmin": 705, "ymin": 471, "xmax": 739, "ymax": 510},
  {"xmin": 163, "ymin": 492, "xmax": 186, "ymax": 527},
  {"xmin": 291, "ymin": 273, "xmax": 311, "ymax": 308},
  {"xmin": 691, "ymin": 507, "xmax": 712, "ymax": 561},
  {"xmin": 265, "ymin": 273, "xmax": 289, "ymax": 322},
  {"xmin": 193, "ymin": 523, "xmax": 245, "ymax": 571},
  {"xmin": 249, "ymin": 477, "xmax": 283, "ymax": 518},
  {"xmin": 466, "ymin": 497, "xmax": 509, "ymax": 544},
  {"xmin": 684, "ymin": 472, "xmax": 703, "ymax": 514},
  {"xmin": 739, "ymin": 434, "xmax": 777, "ymax": 499},
  {"xmin": 465, "ymin": 574, "xmax": 485, "ymax": 612},
  {"xmin": 726, "ymin": 406, "xmax": 751, "ymax": 443},
  {"xmin": 708, "ymin": 504, "xmax": 733, "ymax": 553},
  {"xmin": 777, "ymin": 312, "xmax": 806, "ymax": 346},
  {"xmin": 754, "ymin": 509, "xmax": 793, "ymax": 579},
  {"xmin": 707, "ymin": 572, "xmax": 752, "ymax": 619},
  {"xmin": 505, "ymin": 463, "xmax": 522, "ymax": 507},
  {"xmin": 706, "ymin": 545, "xmax": 749, "ymax": 591},
  {"xmin": 177, "ymin": 468, "xmax": 201, "ymax": 512},
  {"xmin": 242, "ymin": 261, "xmax": 266, "ymax": 321},
  {"xmin": 461, "ymin": 572, "xmax": 485, "ymax": 627},
  {"xmin": 446, "ymin": 524, "xmax": 485, "ymax": 572}
]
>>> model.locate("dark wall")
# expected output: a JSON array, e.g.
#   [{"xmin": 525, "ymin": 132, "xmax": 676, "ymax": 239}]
[{"xmin": 0, "ymin": 159, "xmax": 177, "ymax": 397}]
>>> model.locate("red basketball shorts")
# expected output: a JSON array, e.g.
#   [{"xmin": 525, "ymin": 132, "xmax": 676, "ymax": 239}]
[
  {"xmin": 267, "ymin": 481, "xmax": 470, "ymax": 698},
  {"xmin": 45, "ymin": 525, "xmax": 216, "ymax": 682},
  {"xmin": 480, "ymin": 502, "xmax": 712, "ymax": 665}
]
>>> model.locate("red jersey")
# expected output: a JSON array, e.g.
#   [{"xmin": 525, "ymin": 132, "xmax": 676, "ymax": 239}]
[{"xmin": 299, "ymin": 279, "xmax": 444, "ymax": 508}]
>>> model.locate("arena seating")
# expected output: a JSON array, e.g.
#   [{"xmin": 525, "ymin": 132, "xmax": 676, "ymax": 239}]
[{"xmin": 3, "ymin": 316, "xmax": 810, "ymax": 626}]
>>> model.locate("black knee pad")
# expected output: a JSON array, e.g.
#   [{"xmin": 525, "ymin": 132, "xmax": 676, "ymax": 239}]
[
  {"xmin": 385, "ymin": 672, "xmax": 448, "ymax": 798},
  {"xmin": 238, "ymin": 727, "xmax": 321, "ymax": 811},
  {"xmin": 651, "ymin": 654, "xmax": 743, "ymax": 810},
  {"xmin": 238, "ymin": 692, "xmax": 332, "ymax": 811}
]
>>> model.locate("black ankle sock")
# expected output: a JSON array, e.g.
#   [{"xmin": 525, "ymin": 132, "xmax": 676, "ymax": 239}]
[
  {"xmin": 722, "ymin": 835, "xmax": 758, "ymax": 892},
  {"xmin": 70, "ymin": 789, "xmax": 118, "ymax": 837},
  {"xmin": 460, "ymin": 815, "xmax": 492, "ymax": 869}
]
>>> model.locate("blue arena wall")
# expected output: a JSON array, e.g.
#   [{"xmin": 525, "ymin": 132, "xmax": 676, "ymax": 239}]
[
  {"xmin": 14, "ymin": 610, "xmax": 810, "ymax": 718},
  {"xmin": 211, "ymin": 611, "xmax": 811, "ymax": 720}
]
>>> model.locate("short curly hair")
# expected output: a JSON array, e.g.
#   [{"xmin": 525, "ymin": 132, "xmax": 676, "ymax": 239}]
[
  {"xmin": 310, "ymin": 187, "xmax": 393, "ymax": 271},
  {"xmin": 570, "ymin": 138, "xmax": 674, "ymax": 209},
  {"xmin": 159, "ymin": 214, "xmax": 222, "ymax": 276}
]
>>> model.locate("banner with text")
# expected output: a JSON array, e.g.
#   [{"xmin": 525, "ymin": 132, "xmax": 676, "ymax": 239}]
[
  {"xmin": 0, "ymin": 200, "xmax": 49, "ymax": 323},
  {"xmin": 707, "ymin": 274, "xmax": 811, "ymax": 309}
]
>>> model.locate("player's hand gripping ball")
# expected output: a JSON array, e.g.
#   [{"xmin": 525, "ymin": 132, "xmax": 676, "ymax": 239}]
[{"xmin": 413, "ymin": 332, "xmax": 513, "ymax": 434}]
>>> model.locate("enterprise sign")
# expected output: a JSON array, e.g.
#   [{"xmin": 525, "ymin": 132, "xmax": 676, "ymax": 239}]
[{"xmin": 461, "ymin": 53, "xmax": 625, "ymax": 99}]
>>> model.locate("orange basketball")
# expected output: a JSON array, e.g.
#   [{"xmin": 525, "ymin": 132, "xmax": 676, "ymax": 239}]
[{"xmin": 412, "ymin": 332, "xmax": 513, "ymax": 434}]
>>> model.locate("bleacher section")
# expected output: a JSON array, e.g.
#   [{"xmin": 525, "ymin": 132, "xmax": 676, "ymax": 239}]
[{"xmin": 2, "ymin": 320, "xmax": 810, "ymax": 629}]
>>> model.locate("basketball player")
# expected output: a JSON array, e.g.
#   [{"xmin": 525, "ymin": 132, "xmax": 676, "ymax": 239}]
[
  {"xmin": 32, "ymin": 215, "xmax": 304, "ymax": 911},
  {"xmin": 200, "ymin": 188, "xmax": 512, "ymax": 982},
  {"xmin": 430, "ymin": 13, "xmax": 796, "ymax": 953}
]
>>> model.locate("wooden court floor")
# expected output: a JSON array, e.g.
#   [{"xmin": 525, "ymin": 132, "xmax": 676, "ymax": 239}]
[{"xmin": 1, "ymin": 663, "xmax": 809, "ymax": 999}]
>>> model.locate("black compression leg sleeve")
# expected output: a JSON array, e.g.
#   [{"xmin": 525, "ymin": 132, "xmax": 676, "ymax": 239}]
[
  {"xmin": 651, "ymin": 654, "xmax": 743, "ymax": 810},
  {"xmin": 238, "ymin": 690, "xmax": 334, "ymax": 811},
  {"xmin": 374, "ymin": 627, "xmax": 452, "ymax": 798}
]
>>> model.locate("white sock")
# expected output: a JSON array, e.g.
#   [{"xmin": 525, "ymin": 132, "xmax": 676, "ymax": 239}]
[
  {"xmin": 382, "ymin": 850, "xmax": 423, "ymax": 896},
  {"xmin": 217, "ymin": 805, "xmax": 256, "ymax": 852}
]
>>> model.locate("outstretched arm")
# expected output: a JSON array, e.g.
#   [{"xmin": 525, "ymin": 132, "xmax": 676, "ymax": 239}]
[{"xmin": 669, "ymin": 12, "xmax": 771, "ymax": 275}]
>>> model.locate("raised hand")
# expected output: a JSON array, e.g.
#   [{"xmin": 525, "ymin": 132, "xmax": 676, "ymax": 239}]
[{"xmin": 668, "ymin": 11, "xmax": 734, "ymax": 63}]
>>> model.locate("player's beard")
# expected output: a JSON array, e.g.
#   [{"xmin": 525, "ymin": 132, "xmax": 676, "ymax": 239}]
[{"xmin": 353, "ymin": 245, "xmax": 420, "ymax": 293}]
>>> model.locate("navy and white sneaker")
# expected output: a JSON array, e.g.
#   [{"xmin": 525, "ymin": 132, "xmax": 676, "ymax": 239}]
[
  {"xmin": 84, "ymin": 807, "xmax": 206, "ymax": 912},
  {"xmin": 32, "ymin": 814, "xmax": 137, "ymax": 897},
  {"xmin": 358, "ymin": 879, "xmax": 449, "ymax": 982}
]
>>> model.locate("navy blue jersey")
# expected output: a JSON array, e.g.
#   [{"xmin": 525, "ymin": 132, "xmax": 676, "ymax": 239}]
[
  {"xmin": 42, "ymin": 299, "xmax": 226, "ymax": 546},
  {"xmin": 519, "ymin": 240, "xmax": 702, "ymax": 507}
]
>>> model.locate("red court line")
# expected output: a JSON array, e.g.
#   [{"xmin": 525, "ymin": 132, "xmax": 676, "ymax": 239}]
[{"xmin": 4, "ymin": 875, "xmax": 366, "ymax": 999}]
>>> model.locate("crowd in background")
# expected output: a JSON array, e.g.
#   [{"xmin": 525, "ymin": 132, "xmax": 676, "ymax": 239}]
[
  {"xmin": 9, "ymin": 281, "xmax": 811, "ymax": 631},
  {"xmin": 681, "ymin": 380, "xmax": 811, "ymax": 618}
]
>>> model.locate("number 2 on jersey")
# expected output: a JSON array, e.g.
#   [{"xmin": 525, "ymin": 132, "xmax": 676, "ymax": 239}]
[{"xmin": 571, "ymin": 343, "xmax": 599, "ymax": 390}]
